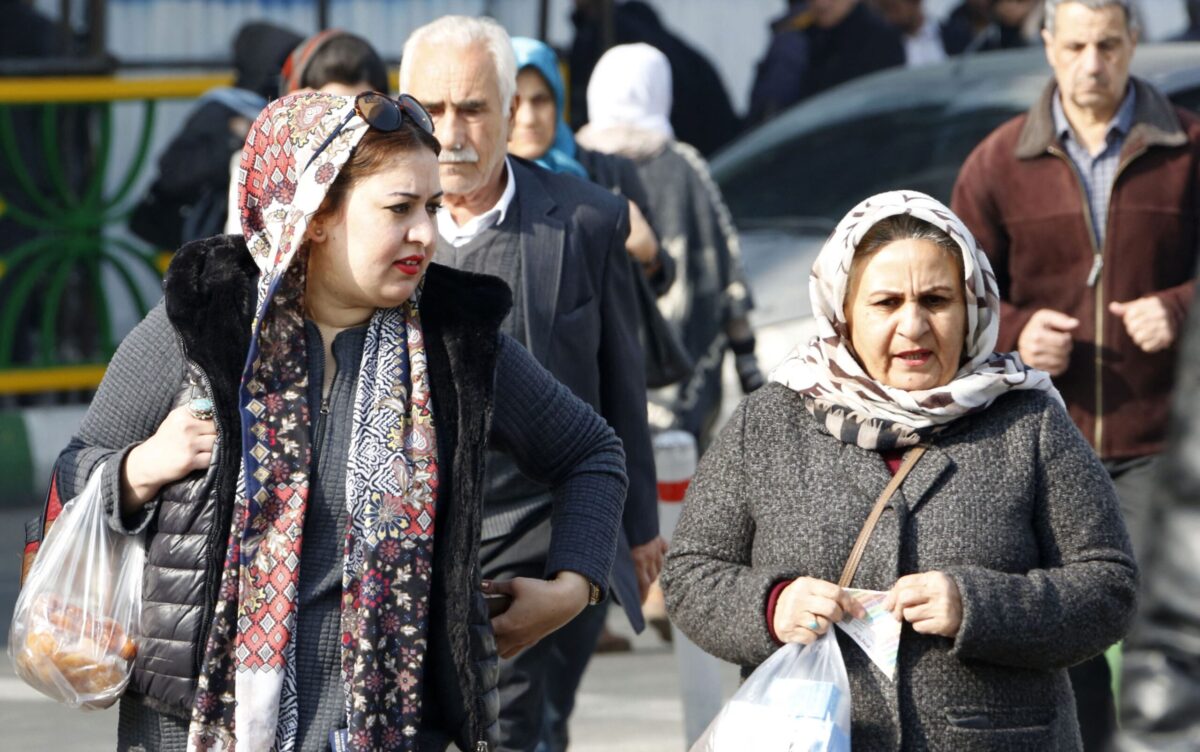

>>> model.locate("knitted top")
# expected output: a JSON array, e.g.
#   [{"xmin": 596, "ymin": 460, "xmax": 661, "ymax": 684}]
[{"xmin": 63, "ymin": 296, "xmax": 627, "ymax": 751}]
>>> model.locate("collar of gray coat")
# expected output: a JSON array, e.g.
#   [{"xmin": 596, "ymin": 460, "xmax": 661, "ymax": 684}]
[
  {"xmin": 1015, "ymin": 76, "xmax": 1188, "ymax": 160},
  {"xmin": 835, "ymin": 440, "xmax": 956, "ymax": 520}
]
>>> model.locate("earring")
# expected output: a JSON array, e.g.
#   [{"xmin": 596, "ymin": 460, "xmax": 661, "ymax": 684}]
[{"xmin": 312, "ymin": 227, "xmax": 325, "ymax": 241}]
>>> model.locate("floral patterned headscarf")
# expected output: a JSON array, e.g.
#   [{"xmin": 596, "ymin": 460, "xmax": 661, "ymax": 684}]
[
  {"xmin": 188, "ymin": 92, "xmax": 439, "ymax": 752},
  {"xmin": 770, "ymin": 190, "xmax": 1058, "ymax": 450}
]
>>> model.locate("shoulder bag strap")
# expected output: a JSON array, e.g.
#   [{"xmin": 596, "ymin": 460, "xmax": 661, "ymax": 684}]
[{"xmin": 838, "ymin": 445, "xmax": 928, "ymax": 589}]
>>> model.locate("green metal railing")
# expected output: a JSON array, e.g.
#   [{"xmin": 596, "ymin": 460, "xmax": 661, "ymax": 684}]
[{"xmin": 0, "ymin": 74, "xmax": 231, "ymax": 395}]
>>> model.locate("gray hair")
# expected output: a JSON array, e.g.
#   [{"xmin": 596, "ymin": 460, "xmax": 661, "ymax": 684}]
[
  {"xmin": 399, "ymin": 15, "xmax": 518, "ymax": 117},
  {"xmin": 1043, "ymin": 0, "xmax": 1140, "ymax": 36}
]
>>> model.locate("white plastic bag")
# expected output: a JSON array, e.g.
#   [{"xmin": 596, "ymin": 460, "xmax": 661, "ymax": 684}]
[
  {"xmin": 9, "ymin": 465, "xmax": 144, "ymax": 709},
  {"xmin": 691, "ymin": 631, "xmax": 851, "ymax": 752}
]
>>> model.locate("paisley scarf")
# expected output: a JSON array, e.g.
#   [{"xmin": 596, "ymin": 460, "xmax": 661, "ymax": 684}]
[
  {"xmin": 187, "ymin": 92, "xmax": 439, "ymax": 752},
  {"xmin": 770, "ymin": 190, "xmax": 1058, "ymax": 450}
]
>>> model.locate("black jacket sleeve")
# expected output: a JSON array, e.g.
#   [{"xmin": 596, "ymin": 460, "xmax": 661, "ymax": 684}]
[
  {"xmin": 489, "ymin": 335, "xmax": 628, "ymax": 596},
  {"xmin": 595, "ymin": 202, "xmax": 660, "ymax": 548}
]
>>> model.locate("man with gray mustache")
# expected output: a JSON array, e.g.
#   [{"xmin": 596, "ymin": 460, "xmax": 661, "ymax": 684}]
[{"xmin": 400, "ymin": 14, "xmax": 664, "ymax": 752}]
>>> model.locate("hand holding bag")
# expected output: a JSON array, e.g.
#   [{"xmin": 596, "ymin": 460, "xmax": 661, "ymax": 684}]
[
  {"xmin": 690, "ymin": 446, "xmax": 927, "ymax": 751},
  {"xmin": 9, "ymin": 465, "xmax": 145, "ymax": 709}
]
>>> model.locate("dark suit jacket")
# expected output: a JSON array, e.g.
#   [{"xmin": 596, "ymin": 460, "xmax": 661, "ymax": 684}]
[{"xmin": 499, "ymin": 157, "xmax": 657, "ymax": 631}]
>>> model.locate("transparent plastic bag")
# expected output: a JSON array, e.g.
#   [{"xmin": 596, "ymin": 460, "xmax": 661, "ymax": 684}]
[
  {"xmin": 691, "ymin": 631, "xmax": 851, "ymax": 752},
  {"xmin": 9, "ymin": 465, "xmax": 144, "ymax": 709}
]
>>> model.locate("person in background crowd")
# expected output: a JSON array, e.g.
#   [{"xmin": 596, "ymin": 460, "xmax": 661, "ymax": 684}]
[
  {"xmin": 567, "ymin": 0, "xmax": 742, "ymax": 155},
  {"xmin": 399, "ymin": 16, "xmax": 663, "ymax": 752},
  {"xmin": 747, "ymin": 0, "xmax": 905, "ymax": 123},
  {"xmin": 943, "ymin": 0, "xmax": 1040, "ymax": 53},
  {"xmin": 1174, "ymin": 0, "xmax": 1200, "ymax": 41},
  {"xmin": 129, "ymin": 22, "xmax": 302, "ymax": 250},
  {"xmin": 279, "ymin": 28, "xmax": 389, "ymax": 97},
  {"xmin": 747, "ymin": 1, "xmax": 814, "ymax": 125},
  {"xmin": 1114, "ymin": 285, "xmax": 1200, "ymax": 752},
  {"xmin": 578, "ymin": 43, "xmax": 764, "ymax": 448},
  {"xmin": 872, "ymin": 0, "xmax": 950, "ymax": 66},
  {"xmin": 47, "ymin": 89, "xmax": 629, "ymax": 752},
  {"xmin": 224, "ymin": 29, "xmax": 389, "ymax": 236},
  {"xmin": 942, "ymin": 0, "xmax": 991, "ymax": 52},
  {"xmin": 662, "ymin": 190, "xmax": 1137, "ymax": 751},
  {"xmin": 951, "ymin": 1, "xmax": 1200, "ymax": 747},
  {"xmin": 508, "ymin": 36, "xmax": 670, "ymax": 293},
  {"xmin": 508, "ymin": 27, "xmax": 672, "ymax": 669}
]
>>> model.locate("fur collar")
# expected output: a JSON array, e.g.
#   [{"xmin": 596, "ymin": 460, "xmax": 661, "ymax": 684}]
[
  {"xmin": 161, "ymin": 236, "xmax": 514, "ymax": 383},
  {"xmin": 576, "ymin": 122, "xmax": 671, "ymax": 161},
  {"xmin": 162, "ymin": 234, "xmax": 259, "ymax": 437}
]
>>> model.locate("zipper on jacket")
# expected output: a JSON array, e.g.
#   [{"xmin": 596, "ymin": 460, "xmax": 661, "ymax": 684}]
[
  {"xmin": 313, "ymin": 337, "xmax": 332, "ymax": 451},
  {"xmin": 172, "ymin": 328, "xmax": 228, "ymax": 676},
  {"xmin": 476, "ymin": 742, "xmax": 488, "ymax": 751},
  {"xmin": 1047, "ymin": 143, "xmax": 1148, "ymax": 456}
]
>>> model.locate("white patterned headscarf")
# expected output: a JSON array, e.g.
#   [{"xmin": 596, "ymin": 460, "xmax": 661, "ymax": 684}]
[{"xmin": 770, "ymin": 190, "xmax": 1059, "ymax": 450}]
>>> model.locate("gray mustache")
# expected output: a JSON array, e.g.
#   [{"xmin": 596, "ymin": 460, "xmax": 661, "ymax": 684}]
[{"xmin": 440, "ymin": 147, "xmax": 479, "ymax": 164}]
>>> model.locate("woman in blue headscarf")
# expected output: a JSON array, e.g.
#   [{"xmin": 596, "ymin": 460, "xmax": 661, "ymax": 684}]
[
  {"xmin": 509, "ymin": 37, "xmax": 588, "ymax": 178},
  {"xmin": 509, "ymin": 37, "xmax": 667, "ymax": 286}
]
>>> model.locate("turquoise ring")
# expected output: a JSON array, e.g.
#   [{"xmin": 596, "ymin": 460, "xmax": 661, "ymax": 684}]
[{"xmin": 188, "ymin": 396, "xmax": 214, "ymax": 421}]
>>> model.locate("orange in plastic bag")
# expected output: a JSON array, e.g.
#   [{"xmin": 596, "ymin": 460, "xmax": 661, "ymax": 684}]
[{"xmin": 9, "ymin": 465, "xmax": 144, "ymax": 709}]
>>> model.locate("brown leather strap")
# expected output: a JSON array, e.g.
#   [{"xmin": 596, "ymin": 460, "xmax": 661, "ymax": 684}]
[{"xmin": 838, "ymin": 445, "xmax": 927, "ymax": 589}]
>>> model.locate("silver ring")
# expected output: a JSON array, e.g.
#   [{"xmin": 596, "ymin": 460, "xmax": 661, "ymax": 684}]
[
  {"xmin": 187, "ymin": 396, "xmax": 214, "ymax": 421},
  {"xmin": 806, "ymin": 616, "xmax": 820, "ymax": 631}
]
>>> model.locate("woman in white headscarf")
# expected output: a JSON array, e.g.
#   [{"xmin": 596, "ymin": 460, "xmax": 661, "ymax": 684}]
[
  {"xmin": 577, "ymin": 42, "xmax": 763, "ymax": 446},
  {"xmin": 660, "ymin": 190, "xmax": 1137, "ymax": 750}
]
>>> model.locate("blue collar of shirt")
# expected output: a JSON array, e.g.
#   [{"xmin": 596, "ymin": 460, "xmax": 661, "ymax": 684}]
[{"xmin": 1052, "ymin": 85, "xmax": 1137, "ymax": 148}]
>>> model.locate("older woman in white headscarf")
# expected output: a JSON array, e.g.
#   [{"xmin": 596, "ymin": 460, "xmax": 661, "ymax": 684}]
[
  {"xmin": 577, "ymin": 42, "xmax": 763, "ymax": 445},
  {"xmin": 661, "ymin": 190, "xmax": 1137, "ymax": 750}
]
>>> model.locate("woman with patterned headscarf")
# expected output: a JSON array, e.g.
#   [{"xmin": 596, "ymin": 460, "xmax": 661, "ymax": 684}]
[
  {"xmin": 46, "ymin": 91, "xmax": 627, "ymax": 752},
  {"xmin": 660, "ymin": 191, "xmax": 1137, "ymax": 749}
]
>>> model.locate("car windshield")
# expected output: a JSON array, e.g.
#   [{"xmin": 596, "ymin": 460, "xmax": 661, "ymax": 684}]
[{"xmin": 719, "ymin": 104, "xmax": 1022, "ymax": 228}]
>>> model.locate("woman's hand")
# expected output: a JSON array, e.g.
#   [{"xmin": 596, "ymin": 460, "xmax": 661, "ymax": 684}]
[
  {"xmin": 884, "ymin": 571, "xmax": 963, "ymax": 638},
  {"xmin": 773, "ymin": 577, "xmax": 866, "ymax": 645},
  {"xmin": 486, "ymin": 571, "xmax": 591, "ymax": 658},
  {"xmin": 631, "ymin": 535, "xmax": 668, "ymax": 603},
  {"xmin": 624, "ymin": 200, "xmax": 660, "ymax": 269},
  {"xmin": 120, "ymin": 404, "xmax": 217, "ymax": 515}
]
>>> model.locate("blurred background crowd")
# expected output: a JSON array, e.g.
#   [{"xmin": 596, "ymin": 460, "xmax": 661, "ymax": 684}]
[{"xmin": 2, "ymin": 1, "xmax": 1199, "ymax": 750}]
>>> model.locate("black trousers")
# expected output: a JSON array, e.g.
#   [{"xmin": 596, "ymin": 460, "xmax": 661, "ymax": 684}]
[
  {"xmin": 1068, "ymin": 455, "xmax": 1159, "ymax": 752},
  {"xmin": 480, "ymin": 516, "xmax": 608, "ymax": 752}
]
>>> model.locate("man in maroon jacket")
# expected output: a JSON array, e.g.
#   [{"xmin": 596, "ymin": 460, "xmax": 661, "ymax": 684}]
[{"xmin": 952, "ymin": 1, "xmax": 1200, "ymax": 749}]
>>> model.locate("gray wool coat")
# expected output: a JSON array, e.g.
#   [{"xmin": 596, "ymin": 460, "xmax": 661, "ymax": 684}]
[{"xmin": 661, "ymin": 383, "xmax": 1138, "ymax": 751}]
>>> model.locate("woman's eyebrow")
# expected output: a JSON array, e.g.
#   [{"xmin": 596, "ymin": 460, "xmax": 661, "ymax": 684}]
[{"xmin": 388, "ymin": 191, "xmax": 445, "ymax": 200}]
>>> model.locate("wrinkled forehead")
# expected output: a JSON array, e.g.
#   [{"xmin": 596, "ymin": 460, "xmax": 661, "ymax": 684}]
[
  {"xmin": 405, "ymin": 41, "xmax": 502, "ymax": 108},
  {"xmin": 1048, "ymin": 1, "xmax": 1135, "ymax": 38}
]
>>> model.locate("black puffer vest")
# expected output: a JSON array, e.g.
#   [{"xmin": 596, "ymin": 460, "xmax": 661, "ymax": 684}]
[{"xmin": 133, "ymin": 234, "xmax": 506, "ymax": 750}]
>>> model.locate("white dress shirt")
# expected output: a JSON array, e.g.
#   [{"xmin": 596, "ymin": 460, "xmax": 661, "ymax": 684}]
[{"xmin": 437, "ymin": 157, "xmax": 518, "ymax": 247}]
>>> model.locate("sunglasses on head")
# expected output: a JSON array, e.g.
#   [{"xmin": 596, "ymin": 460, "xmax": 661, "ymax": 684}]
[{"xmin": 305, "ymin": 92, "xmax": 435, "ymax": 172}]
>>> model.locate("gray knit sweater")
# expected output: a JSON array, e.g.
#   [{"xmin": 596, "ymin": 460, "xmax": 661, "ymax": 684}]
[{"xmin": 661, "ymin": 383, "xmax": 1138, "ymax": 751}]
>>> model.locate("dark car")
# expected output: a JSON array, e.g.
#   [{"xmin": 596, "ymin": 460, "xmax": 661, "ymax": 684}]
[{"xmin": 712, "ymin": 45, "xmax": 1200, "ymax": 421}]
